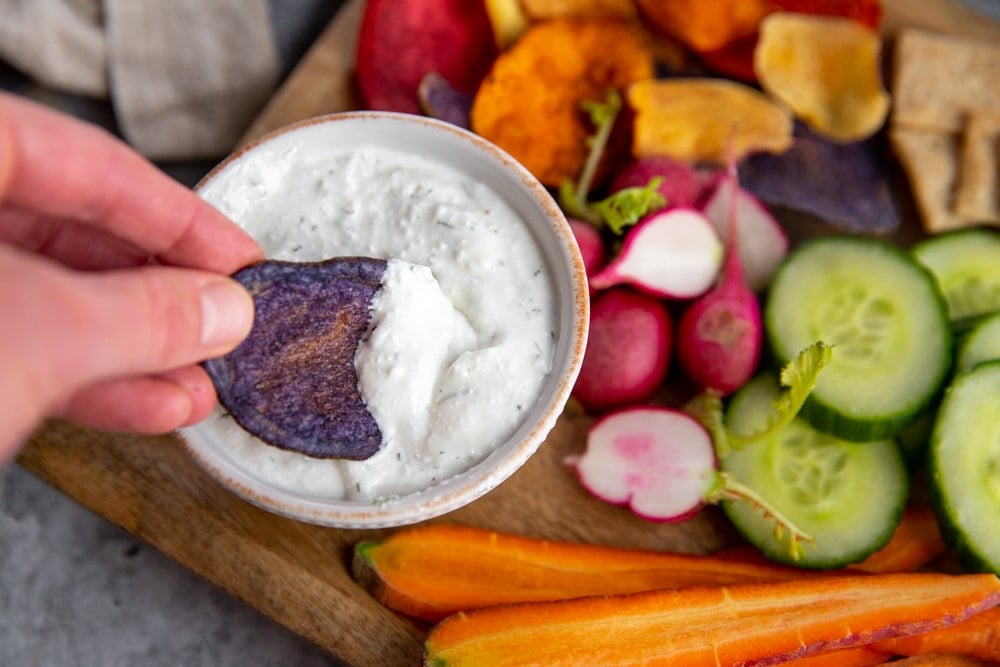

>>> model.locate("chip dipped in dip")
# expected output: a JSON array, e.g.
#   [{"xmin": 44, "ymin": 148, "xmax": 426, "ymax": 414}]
[{"xmin": 193, "ymin": 122, "xmax": 559, "ymax": 505}]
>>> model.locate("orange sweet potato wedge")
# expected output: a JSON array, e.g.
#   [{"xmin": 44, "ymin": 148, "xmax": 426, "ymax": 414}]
[
  {"xmin": 518, "ymin": 0, "xmax": 636, "ymax": 20},
  {"xmin": 470, "ymin": 17, "xmax": 654, "ymax": 187},
  {"xmin": 754, "ymin": 12, "xmax": 890, "ymax": 142},
  {"xmin": 634, "ymin": 0, "xmax": 770, "ymax": 52},
  {"xmin": 356, "ymin": 0, "xmax": 497, "ymax": 114},
  {"xmin": 627, "ymin": 78, "xmax": 793, "ymax": 164},
  {"xmin": 424, "ymin": 573, "xmax": 1000, "ymax": 666}
]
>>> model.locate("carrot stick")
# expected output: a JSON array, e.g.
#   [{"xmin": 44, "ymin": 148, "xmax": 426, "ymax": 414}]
[
  {"xmin": 868, "ymin": 606, "xmax": 1000, "ymax": 663},
  {"xmin": 851, "ymin": 505, "xmax": 947, "ymax": 574},
  {"xmin": 782, "ymin": 645, "xmax": 891, "ymax": 667},
  {"xmin": 423, "ymin": 573, "xmax": 1000, "ymax": 666},
  {"xmin": 353, "ymin": 523, "xmax": 814, "ymax": 622}
]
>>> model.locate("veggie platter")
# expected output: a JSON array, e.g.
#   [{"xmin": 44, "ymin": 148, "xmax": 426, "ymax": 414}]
[{"xmin": 19, "ymin": 0, "xmax": 1000, "ymax": 665}]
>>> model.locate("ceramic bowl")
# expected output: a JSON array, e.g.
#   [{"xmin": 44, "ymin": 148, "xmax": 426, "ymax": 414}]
[{"xmin": 177, "ymin": 111, "xmax": 589, "ymax": 528}]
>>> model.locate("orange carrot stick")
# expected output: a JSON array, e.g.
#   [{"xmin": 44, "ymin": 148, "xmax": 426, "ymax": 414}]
[
  {"xmin": 423, "ymin": 573, "xmax": 1000, "ymax": 666},
  {"xmin": 851, "ymin": 505, "xmax": 947, "ymax": 574},
  {"xmin": 353, "ymin": 523, "xmax": 814, "ymax": 622},
  {"xmin": 782, "ymin": 645, "xmax": 891, "ymax": 667},
  {"xmin": 869, "ymin": 606, "xmax": 1000, "ymax": 663}
]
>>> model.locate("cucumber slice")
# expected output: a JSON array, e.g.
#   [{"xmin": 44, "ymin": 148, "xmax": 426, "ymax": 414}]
[
  {"xmin": 956, "ymin": 312, "xmax": 1000, "ymax": 374},
  {"xmin": 765, "ymin": 236, "xmax": 951, "ymax": 442},
  {"xmin": 929, "ymin": 360, "xmax": 1000, "ymax": 575},
  {"xmin": 722, "ymin": 374, "xmax": 908, "ymax": 569},
  {"xmin": 912, "ymin": 227, "xmax": 1000, "ymax": 323}
]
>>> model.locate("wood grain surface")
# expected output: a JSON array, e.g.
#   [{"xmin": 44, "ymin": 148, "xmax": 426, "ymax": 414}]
[{"xmin": 17, "ymin": 1, "xmax": 1000, "ymax": 666}]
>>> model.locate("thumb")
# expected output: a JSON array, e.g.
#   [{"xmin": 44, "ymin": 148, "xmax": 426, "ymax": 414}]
[
  {"xmin": 0, "ymin": 246, "xmax": 254, "ymax": 458},
  {"xmin": 70, "ymin": 265, "xmax": 255, "ymax": 383}
]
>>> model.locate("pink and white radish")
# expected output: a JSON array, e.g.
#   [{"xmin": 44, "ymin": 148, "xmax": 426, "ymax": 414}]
[
  {"xmin": 565, "ymin": 406, "xmax": 812, "ymax": 546},
  {"xmin": 589, "ymin": 208, "xmax": 723, "ymax": 299},
  {"xmin": 567, "ymin": 407, "xmax": 716, "ymax": 522},
  {"xmin": 568, "ymin": 218, "xmax": 607, "ymax": 280},
  {"xmin": 572, "ymin": 288, "xmax": 671, "ymax": 412},
  {"xmin": 699, "ymin": 175, "xmax": 788, "ymax": 292},
  {"xmin": 676, "ymin": 161, "xmax": 763, "ymax": 395},
  {"xmin": 611, "ymin": 156, "xmax": 717, "ymax": 211}
]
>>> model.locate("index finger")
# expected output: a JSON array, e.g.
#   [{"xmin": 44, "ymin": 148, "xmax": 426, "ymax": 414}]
[{"xmin": 0, "ymin": 92, "xmax": 263, "ymax": 274}]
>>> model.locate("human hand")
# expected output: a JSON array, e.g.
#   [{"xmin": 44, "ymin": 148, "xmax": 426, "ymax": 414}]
[{"xmin": 0, "ymin": 92, "xmax": 264, "ymax": 463}]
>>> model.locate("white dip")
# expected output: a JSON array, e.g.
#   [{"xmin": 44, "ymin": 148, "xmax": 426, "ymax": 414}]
[{"xmin": 198, "ymin": 145, "xmax": 557, "ymax": 501}]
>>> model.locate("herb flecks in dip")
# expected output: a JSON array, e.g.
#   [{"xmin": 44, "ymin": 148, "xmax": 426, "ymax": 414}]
[{"xmin": 199, "ymin": 145, "xmax": 557, "ymax": 501}]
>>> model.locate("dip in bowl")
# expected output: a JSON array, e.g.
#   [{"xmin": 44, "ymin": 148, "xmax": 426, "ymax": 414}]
[{"xmin": 178, "ymin": 112, "xmax": 589, "ymax": 528}]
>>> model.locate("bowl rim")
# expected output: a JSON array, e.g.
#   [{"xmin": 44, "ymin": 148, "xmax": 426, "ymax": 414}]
[{"xmin": 177, "ymin": 110, "xmax": 589, "ymax": 529}]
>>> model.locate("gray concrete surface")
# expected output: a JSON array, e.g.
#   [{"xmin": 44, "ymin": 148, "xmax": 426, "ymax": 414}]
[{"xmin": 1, "ymin": 465, "xmax": 342, "ymax": 667}]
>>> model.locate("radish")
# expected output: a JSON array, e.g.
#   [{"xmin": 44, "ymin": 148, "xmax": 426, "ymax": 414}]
[
  {"xmin": 699, "ymin": 175, "xmax": 788, "ymax": 292},
  {"xmin": 611, "ymin": 156, "xmax": 717, "ymax": 211},
  {"xmin": 564, "ymin": 406, "xmax": 812, "ymax": 554},
  {"xmin": 676, "ymin": 160, "xmax": 762, "ymax": 395},
  {"xmin": 568, "ymin": 218, "xmax": 607, "ymax": 280},
  {"xmin": 572, "ymin": 288, "xmax": 671, "ymax": 413},
  {"xmin": 588, "ymin": 208, "xmax": 723, "ymax": 299}
]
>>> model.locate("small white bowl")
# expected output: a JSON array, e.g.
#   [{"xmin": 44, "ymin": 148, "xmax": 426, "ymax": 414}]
[{"xmin": 177, "ymin": 112, "xmax": 589, "ymax": 528}]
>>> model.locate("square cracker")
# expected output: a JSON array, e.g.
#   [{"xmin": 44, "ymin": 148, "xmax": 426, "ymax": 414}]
[
  {"xmin": 890, "ymin": 127, "xmax": 982, "ymax": 233},
  {"xmin": 953, "ymin": 110, "xmax": 1000, "ymax": 222},
  {"xmin": 892, "ymin": 29, "xmax": 1000, "ymax": 132}
]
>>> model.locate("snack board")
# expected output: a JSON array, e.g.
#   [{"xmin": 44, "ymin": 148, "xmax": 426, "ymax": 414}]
[{"xmin": 19, "ymin": 1, "xmax": 1000, "ymax": 665}]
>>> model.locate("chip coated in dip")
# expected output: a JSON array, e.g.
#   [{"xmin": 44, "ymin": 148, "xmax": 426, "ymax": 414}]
[
  {"xmin": 198, "ymin": 145, "xmax": 558, "ymax": 502},
  {"xmin": 204, "ymin": 257, "xmax": 388, "ymax": 461}
]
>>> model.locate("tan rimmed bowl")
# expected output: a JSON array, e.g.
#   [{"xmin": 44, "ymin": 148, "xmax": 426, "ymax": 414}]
[{"xmin": 177, "ymin": 111, "xmax": 589, "ymax": 529}]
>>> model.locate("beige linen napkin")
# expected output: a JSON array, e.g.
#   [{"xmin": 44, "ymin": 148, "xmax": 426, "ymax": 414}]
[{"xmin": 0, "ymin": 0, "xmax": 280, "ymax": 160}]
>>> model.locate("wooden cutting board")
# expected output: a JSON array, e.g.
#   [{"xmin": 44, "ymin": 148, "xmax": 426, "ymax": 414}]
[{"xmin": 18, "ymin": 1, "xmax": 1000, "ymax": 666}]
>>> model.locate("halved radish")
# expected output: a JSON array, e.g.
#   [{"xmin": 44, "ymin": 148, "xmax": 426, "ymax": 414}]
[
  {"xmin": 589, "ymin": 208, "xmax": 723, "ymax": 299},
  {"xmin": 699, "ymin": 175, "xmax": 788, "ymax": 292},
  {"xmin": 677, "ymin": 160, "xmax": 763, "ymax": 395},
  {"xmin": 566, "ymin": 405, "xmax": 813, "ymax": 551},
  {"xmin": 566, "ymin": 407, "xmax": 717, "ymax": 522}
]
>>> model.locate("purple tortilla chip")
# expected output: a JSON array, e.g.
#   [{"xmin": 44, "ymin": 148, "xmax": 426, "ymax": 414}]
[
  {"xmin": 738, "ymin": 123, "xmax": 899, "ymax": 235},
  {"xmin": 204, "ymin": 257, "xmax": 387, "ymax": 460}
]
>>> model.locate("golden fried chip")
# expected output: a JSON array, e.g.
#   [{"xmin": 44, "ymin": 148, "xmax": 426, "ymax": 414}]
[
  {"xmin": 754, "ymin": 13, "xmax": 889, "ymax": 142},
  {"xmin": 471, "ymin": 18, "xmax": 654, "ymax": 187},
  {"xmin": 953, "ymin": 111, "xmax": 1000, "ymax": 223},
  {"xmin": 627, "ymin": 78, "xmax": 792, "ymax": 165},
  {"xmin": 893, "ymin": 29, "xmax": 1000, "ymax": 133},
  {"xmin": 518, "ymin": 0, "xmax": 635, "ymax": 20}
]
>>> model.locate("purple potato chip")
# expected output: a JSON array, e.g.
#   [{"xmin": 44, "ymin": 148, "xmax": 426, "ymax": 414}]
[
  {"xmin": 738, "ymin": 123, "xmax": 899, "ymax": 235},
  {"xmin": 204, "ymin": 257, "xmax": 387, "ymax": 460}
]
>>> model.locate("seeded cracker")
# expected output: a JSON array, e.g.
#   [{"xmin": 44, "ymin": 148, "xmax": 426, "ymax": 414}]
[
  {"xmin": 953, "ymin": 111, "xmax": 1000, "ymax": 223},
  {"xmin": 890, "ymin": 29, "xmax": 1000, "ymax": 232},
  {"xmin": 892, "ymin": 29, "xmax": 1000, "ymax": 133}
]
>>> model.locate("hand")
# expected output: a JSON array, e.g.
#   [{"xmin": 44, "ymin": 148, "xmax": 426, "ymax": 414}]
[{"xmin": 0, "ymin": 92, "xmax": 264, "ymax": 463}]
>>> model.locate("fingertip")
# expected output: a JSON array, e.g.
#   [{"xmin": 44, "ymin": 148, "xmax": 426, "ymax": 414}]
[
  {"xmin": 199, "ymin": 277, "xmax": 255, "ymax": 356},
  {"xmin": 61, "ymin": 375, "xmax": 195, "ymax": 434},
  {"xmin": 159, "ymin": 365, "xmax": 218, "ymax": 426}
]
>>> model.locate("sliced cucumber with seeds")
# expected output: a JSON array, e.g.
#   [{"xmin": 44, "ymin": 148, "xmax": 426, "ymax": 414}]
[
  {"xmin": 956, "ymin": 312, "xmax": 1000, "ymax": 374},
  {"xmin": 722, "ymin": 374, "xmax": 908, "ymax": 569},
  {"xmin": 929, "ymin": 360, "xmax": 1000, "ymax": 575},
  {"xmin": 765, "ymin": 236, "xmax": 951, "ymax": 442},
  {"xmin": 913, "ymin": 227, "xmax": 1000, "ymax": 324}
]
